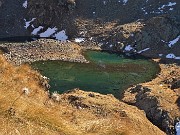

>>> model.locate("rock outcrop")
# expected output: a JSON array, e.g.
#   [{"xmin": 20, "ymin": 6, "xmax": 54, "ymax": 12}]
[
  {"xmin": 0, "ymin": 0, "xmax": 179, "ymax": 60},
  {"xmin": 122, "ymin": 63, "xmax": 180, "ymax": 135}
]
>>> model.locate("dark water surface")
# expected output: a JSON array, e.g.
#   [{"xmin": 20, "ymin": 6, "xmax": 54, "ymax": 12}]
[{"xmin": 32, "ymin": 51, "xmax": 159, "ymax": 97}]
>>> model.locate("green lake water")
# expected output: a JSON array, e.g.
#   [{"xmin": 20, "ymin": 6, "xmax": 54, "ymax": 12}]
[{"xmin": 32, "ymin": 51, "xmax": 159, "ymax": 98}]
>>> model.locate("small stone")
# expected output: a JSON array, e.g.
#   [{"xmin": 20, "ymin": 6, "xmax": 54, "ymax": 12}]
[{"xmin": 22, "ymin": 87, "xmax": 30, "ymax": 95}]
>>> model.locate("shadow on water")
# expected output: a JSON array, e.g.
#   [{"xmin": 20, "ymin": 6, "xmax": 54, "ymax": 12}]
[
  {"xmin": 0, "ymin": 36, "xmax": 58, "ymax": 43},
  {"xmin": 0, "ymin": 36, "xmax": 35, "ymax": 43}
]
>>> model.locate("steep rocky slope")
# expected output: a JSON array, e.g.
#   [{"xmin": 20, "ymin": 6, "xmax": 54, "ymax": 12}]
[
  {"xmin": 0, "ymin": 0, "xmax": 179, "ymax": 60},
  {"xmin": 122, "ymin": 62, "xmax": 180, "ymax": 135},
  {"xmin": 0, "ymin": 0, "xmax": 27, "ymax": 37},
  {"xmin": 0, "ymin": 0, "xmax": 179, "ymax": 134},
  {"xmin": 0, "ymin": 54, "xmax": 165, "ymax": 135}
]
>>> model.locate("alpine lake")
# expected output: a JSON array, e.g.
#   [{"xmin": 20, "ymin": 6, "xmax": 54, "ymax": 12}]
[{"xmin": 32, "ymin": 50, "xmax": 160, "ymax": 98}]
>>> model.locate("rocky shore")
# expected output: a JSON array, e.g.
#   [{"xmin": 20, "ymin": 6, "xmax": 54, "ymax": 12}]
[
  {"xmin": 0, "ymin": 38, "xmax": 179, "ymax": 134},
  {"xmin": 0, "ymin": 0, "xmax": 179, "ymax": 134},
  {"xmin": 0, "ymin": 39, "xmax": 100, "ymax": 65},
  {"xmin": 122, "ymin": 63, "xmax": 180, "ymax": 135},
  {"xmin": 0, "ymin": 54, "xmax": 166, "ymax": 134}
]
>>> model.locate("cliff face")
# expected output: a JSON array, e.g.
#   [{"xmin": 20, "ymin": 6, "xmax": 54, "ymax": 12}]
[
  {"xmin": 0, "ymin": 0, "xmax": 27, "ymax": 37},
  {"xmin": 122, "ymin": 63, "xmax": 180, "ymax": 135},
  {"xmin": 0, "ymin": 0, "xmax": 179, "ymax": 60}
]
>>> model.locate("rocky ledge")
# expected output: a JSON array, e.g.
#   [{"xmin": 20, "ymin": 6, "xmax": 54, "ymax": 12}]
[{"xmin": 122, "ymin": 63, "xmax": 180, "ymax": 135}]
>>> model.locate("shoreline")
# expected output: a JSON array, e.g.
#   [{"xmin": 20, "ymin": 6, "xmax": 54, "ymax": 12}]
[
  {"xmin": 0, "ymin": 39, "xmax": 179, "ymax": 134},
  {"xmin": 122, "ymin": 62, "xmax": 180, "ymax": 134}
]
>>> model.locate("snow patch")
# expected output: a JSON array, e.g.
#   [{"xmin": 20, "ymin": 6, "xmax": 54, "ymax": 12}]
[
  {"xmin": 54, "ymin": 30, "xmax": 68, "ymax": 41},
  {"xmin": 30, "ymin": 25, "xmax": 68, "ymax": 41},
  {"xmin": 39, "ymin": 27, "xmax": 57, "ymax": 37},
  {"xmin": 124, "ymin": 45, "xmax": 134, "ymax": 51},
  {"xmin": 141, "ymin": 7, "xmax": 148, "ymax": 15},
  {"xmin": 137, "ymin": 48, "xmax": 150, "ymax": 54},
  {"xmin": 117, "ymin": 0, "xmax": 128, "ymax": 5},
  {"xmin": 123, "ymin": 0, "xmax": 128, "ymax": 5},
  {"xmin": 166, "ymin": 53, "xmax": 176, "ymax": 59},
  {"xmin": 158, "ymin": 2, "xmax": 176, "ymax": 11},
  {"xmin": 23, "ymin": 0, "xmax": 28, "ymax": 8},
  {"xmin": 24, "ymin": 18, "xmax": 36, "ymax": 29},
  {"xmin": 109, "ymin": 44, "xmax": 113, "ymax": 48},
  {"xmin": 166, "ymin": 53, "xmax": 180, "ymax": 60},
  {"xmin": 123, "ymin": 0, "xmax": 128, "ymax": 3},
  {"xmin": 168, "ymin": 35, "xmax": 180, "ymax": 47},
  {"xmin": 31, "ymin": 26, "xmax": 43, "ymax": 35},
  {"xmin": 175, "ymin": 57, "xmax": 180, "ymax": 60},
  {"xmin": 176, "ymin": 122, "xmax": 180, "ymax": 135},
  {"xmin": 75, "ymin": 38, "xmax": 85, "ymax": 43}
]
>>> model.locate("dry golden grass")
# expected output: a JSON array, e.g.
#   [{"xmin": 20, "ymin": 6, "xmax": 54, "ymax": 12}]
[{"xmin": 0, "ymin": 55, "xmax": 165, "ymax": 135}]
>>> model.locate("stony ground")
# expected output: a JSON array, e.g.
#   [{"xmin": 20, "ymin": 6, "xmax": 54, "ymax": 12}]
[
  {"xmin": 122, "ymin": 62, "xmax": 180, "ymax": 135},
  {"xmin": 0, "ymin": 39, "xmax": 98, "ymax": 65}
]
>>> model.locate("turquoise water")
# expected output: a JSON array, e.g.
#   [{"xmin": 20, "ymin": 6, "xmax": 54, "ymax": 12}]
[{"xmin": 32, "ymin": 51, "xmax": 159, "ymax": 98}]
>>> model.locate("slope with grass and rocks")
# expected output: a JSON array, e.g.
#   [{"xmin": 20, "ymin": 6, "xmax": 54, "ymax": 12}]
[
  {"xmin": 122, "ymin": 62, "xmax": 180, "ymax": 135},
  {"xmin": 0, "ymin": 54, "xmax": 165, "ymax": 135}
]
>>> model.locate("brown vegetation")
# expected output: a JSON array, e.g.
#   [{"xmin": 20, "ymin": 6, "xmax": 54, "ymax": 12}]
[
  {"xmin": 122, "ymin": 62, "xmax": 180, "ymax": 134},
  {"xmin": 0, "ymin": 55, "xmax": 165, "ymax": 135}
]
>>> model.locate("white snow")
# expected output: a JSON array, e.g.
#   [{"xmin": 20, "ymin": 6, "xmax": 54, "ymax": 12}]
[
  {"xmin": 30, "ymin": 25, "xmax": 68, "ymax": 41},
  {"xmin": 109, "ymin": 44, "xmax": 113, "ymax": 48},
  {"xmin": 137, "ymin": 48, "xmax": 150, "ymax": 53},
  {"xmin": 23, "ymin": 0, "xmax": 28, "ymax": 8},
  {"xmin": 142, "ymin": 7, "xmax": 148, "ymax": 15},
  {"xmin": 124, "ymin": 45, "xmax": 133, "ymax": 51},
  {"xmin": 54, "ymin": 30, "xmax": 68, "ymax": 41},
  {"xmin": 175, "ymin": 57, "xmax": 180, "ymax": 60},
  {"xmin": 161, "ymin": 40, "xmax": 166, "ymax": 43},
  {"xmin": 176, "ymin": 122, "xmax": 180, "ymax": 135},
  {"xmin": 168, "ymin": 35, "xmax": 180, "ymax": 47},
  {"xmin": 123, "ymin": 0, "xmax": 128, "ymax": 4},
  {"xmin": 31, "ymin": 26, "xmax": 43, "ymax": 35},
  {"xmin": 24, "ymin": 18, "xmax": 36, "ymax": 29},
  {"xmin": 158, "ymin": 2, "xmax": 176, "ymax": 11},
  {"xmin": 130, "ymin": 33, "xmax": 134, "ymax": 37},
  {"xmin": 169, "ymin": 8, "xmax": 174, "ymax": 11},
  {"xmin": 166, "ymin": 53, "xmax": 180, "ymax": 60},
  {"xmin": 39, "ymin": 27, "xmax": 57, "ymax": 37},
  {"xmin": 167, "ymin": 2, "xmax": 176, "ymax": 7},
  {"xmin": 166, "ymin": 53, "xmax": 176, "ymax": 59},
  {"xmin": 75, "ymin": 38, "xmax": 85, "ymax": 43},
  {"xmin": 117, "ymin": 0, "xmax": 128, "ymax": 5}
]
